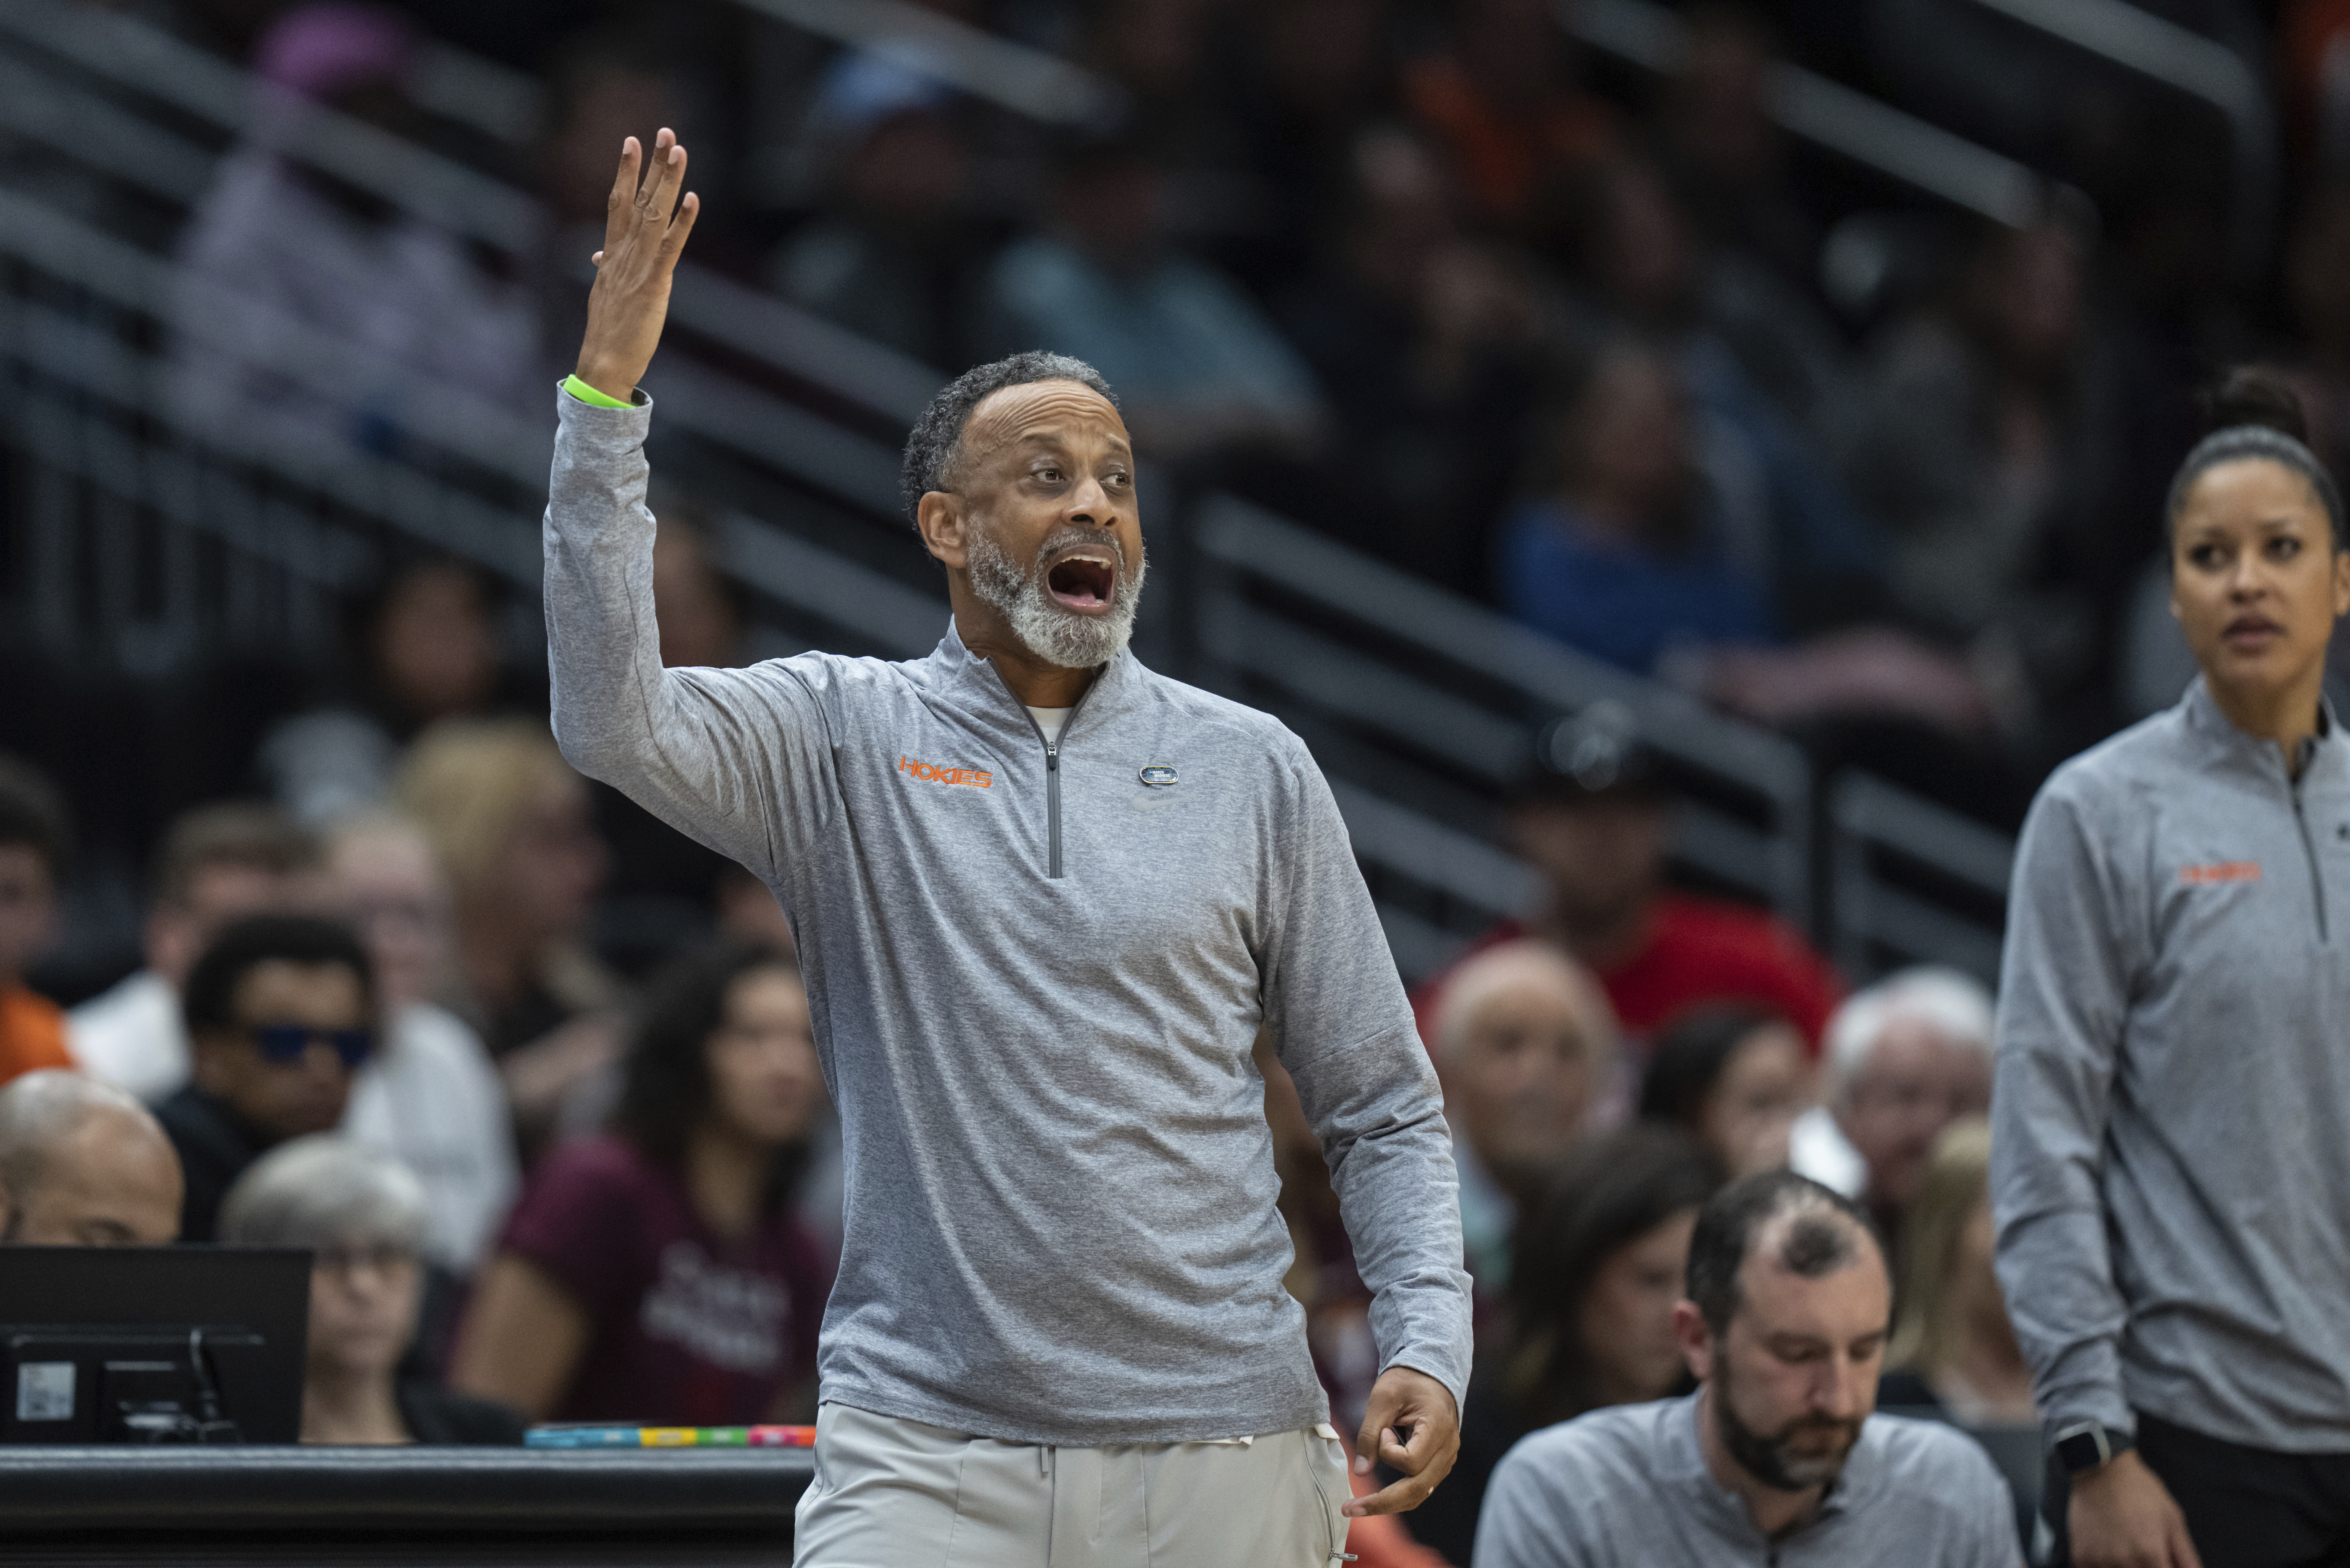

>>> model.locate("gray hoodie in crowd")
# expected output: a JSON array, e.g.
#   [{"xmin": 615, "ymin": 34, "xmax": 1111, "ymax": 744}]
[
  {"xmin": 541, "ymin": 389, "xmax": 1473, "ymax": 1445},
  {"xmin": 1992, "ymin": 677, "xmax": 2350, "ymax": 1452}
]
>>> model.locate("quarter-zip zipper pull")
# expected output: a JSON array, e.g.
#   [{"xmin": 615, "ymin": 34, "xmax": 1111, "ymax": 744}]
[
  {"xmin": 2292, "ymin": 778, "xmax": 2330, "ymax": 942},
  {"xmin": 1004, "ymin": 663, "xmax": 1098, "ymax": 884},
  {"xmin": 1045, "ymin": 741, "xmax": 1062, "ymax": 880}
]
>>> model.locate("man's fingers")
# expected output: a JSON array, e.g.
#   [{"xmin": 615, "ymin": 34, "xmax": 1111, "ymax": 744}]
[
  {"xmin": 2169, "ymin": 1513, "xmax": 2204, "ymax": 1568},
  {"xmin": 633, "ymin": 128, "xmax": 672, "ymax": 209},
  {"xmin": 604, "ymin": 136, "xmax": 640, "ymax": 248},
  {"xmin": 1376, "ymin": 1413, "xmax": 1424, "ymax": 1470},
  {"xmin": 1341, "ymin": 1469, "xmax": 1436, "ymax": 1518},
  {"xmin": 639, "ymin": 129, "xmax": 687, "ymax": 224},
  {"xmin": 660, "ymin": 191, "xmax": 700, "ymax": 257},
  {"xmin": 608, "ymin": 135, "xmax": 641, "ymax": 206},
  {"xmin": 655, "ymin": 143, "xmax": 689, "ymax": 227},
  {"xmin": 1354, "ymin": 1397, "xmax": 1399, "ymax": 1478}
]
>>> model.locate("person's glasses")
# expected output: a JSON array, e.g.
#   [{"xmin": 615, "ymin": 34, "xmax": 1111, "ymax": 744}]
[
  {"xmin": 313, "ymin": 1242, "xmax": 417, "ymax": 1277},
  {"xmin": 250, "ymin": 1024, "xmax": 373, "ymax": 1068}
]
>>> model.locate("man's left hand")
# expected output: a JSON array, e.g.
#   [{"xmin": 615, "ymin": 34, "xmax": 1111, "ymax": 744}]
[{"xmin": 1345, "ymin": 1366, "xmax": 1460, "ymax": 1516}]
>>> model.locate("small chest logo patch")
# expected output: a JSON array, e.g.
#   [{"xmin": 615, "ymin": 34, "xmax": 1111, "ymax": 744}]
[
  {"xmin": 2179, "ymin": 861, "xmax": 2261, "ymax": 885},
  {"xmin": 900, "ymin": 755, "xmax": 993, "ymax": 789},
  {"xmin": 1139, "ymin": 764, "xmax": 1179, "ymax": 787}
]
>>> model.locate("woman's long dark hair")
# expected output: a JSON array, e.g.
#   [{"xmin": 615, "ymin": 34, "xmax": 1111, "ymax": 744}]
[
  {"xmin": 1499, "ymin": 1125, "xmax": 1722, "ymax": 1428},
  {"xmin": 611, "ymin": 938, "xmax": 810, "ymax": 1209},
  {"xmin": 1637, "ymin": 1004, "xmax": 1788, "ymax": 1131}
]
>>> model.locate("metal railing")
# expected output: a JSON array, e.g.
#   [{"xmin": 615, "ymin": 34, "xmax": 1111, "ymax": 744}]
[
  {"xmin": 1829, "ymin": 773, "xmax": 2014, "ymax": 982},
  {"xmin": 1192, "ymin": 495, "xmax": 1813, "ymax": 920},
  {"xmin": 728, "ymin": 0, "xmax": 1126, "ymax": 129},
  {"xmin": 0, "ymin": 0, "xmax": 2020, "ymax": 986},
  {"xmin": 1966, "ymin": 0, "xmax": 2274, "ymax": 276},
  {"xmin": 1566, "ymin": 0, "xmax": 2074, "ymax": 229}
]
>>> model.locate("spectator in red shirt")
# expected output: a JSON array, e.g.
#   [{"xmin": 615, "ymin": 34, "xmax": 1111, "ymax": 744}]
[
  {"xmin": 452, "ymin": 940, "xmax": 830, "ymax": 1426},
  {"xmin": 1413, "ymin": 706, "xmax": 1841, "ymax": 1057}
]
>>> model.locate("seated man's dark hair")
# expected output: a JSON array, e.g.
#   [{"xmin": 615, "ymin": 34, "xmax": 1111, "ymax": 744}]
[
  {"xmin": 0, "ymin": 754, "xmax": 70, "ymax": 880},
  {"xmin": 182, "ymin": 914, "xmax": 376, "ymax": 1039},
  {"xmin": 899, "ymin": 353, "xmax": 1117, "ymax": 524},
  {"xmin": 1685, "ymin": 1169, "xmax": 1881, "ymax": 1335}
]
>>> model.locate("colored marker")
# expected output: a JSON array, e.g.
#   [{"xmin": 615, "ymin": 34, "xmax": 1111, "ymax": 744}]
[{"xmin": 526, "ymin": 1424, "xmax": 817, "ymax": 1449}]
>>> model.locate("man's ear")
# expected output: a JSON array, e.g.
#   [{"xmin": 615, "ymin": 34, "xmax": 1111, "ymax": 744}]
[
  {"xmin": 1673, "ymin": 1299, "xmax": 1714, "ymax": 1383},
  {"xmin": 916, "ymin": 491, "xmax": 969, "ymax": 571}
]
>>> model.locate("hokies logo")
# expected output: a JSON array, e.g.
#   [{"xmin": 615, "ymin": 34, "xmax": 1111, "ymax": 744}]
[
  {"xmin": 2178, "ymin": 861, "xmax": 2261, "ymax": 885},
  {"xmin": 899, "ymin": 755, "xmax": 993, "ymax": 789}
]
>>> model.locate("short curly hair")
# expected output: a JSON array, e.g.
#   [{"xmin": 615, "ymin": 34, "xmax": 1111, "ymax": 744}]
[{"xmin": 898, "ymin": 352, "xmax": 1117, "ymax": 524}]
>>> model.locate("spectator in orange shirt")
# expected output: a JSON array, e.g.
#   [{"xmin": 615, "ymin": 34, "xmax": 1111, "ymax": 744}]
[
  {"xmin": 1412, "ymin": 708, "xmax": 1841, "ymax": 1058},
  {"xmin": 0, "ymin": 755, "xmax": 75, "ymax": 1087}
]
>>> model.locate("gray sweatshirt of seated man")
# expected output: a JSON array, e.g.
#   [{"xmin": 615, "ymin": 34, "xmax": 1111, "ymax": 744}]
[
  {"xmin": 542, "ymin": 389, "xmax": 1473, "ymax": 1445},
  {"xmin": 1473, "ymin": 1396, "xmax": 2020, "ymax": 1567}
]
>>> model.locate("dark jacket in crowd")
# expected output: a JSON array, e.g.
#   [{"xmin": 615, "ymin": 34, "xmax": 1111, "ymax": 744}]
[{"xmin": 153, "ymin": 1086, "xmax": 269, "ymax": 1245}]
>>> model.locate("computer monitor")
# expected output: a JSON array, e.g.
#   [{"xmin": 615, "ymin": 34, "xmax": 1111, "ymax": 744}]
[{"xmin": 0, "ymin": 1246, "xmax": 309, "ymax": 1443}]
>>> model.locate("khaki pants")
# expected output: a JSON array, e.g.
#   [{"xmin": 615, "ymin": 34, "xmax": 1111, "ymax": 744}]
[{"xmin": 792, "ymin": 1402, "xmax": 1356, "ymax": 1568}]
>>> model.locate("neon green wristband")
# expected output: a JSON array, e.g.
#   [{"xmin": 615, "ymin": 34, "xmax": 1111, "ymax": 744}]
[{"xmin": 562, "ymin": 374, "xmax": 635, "ymax": 409}]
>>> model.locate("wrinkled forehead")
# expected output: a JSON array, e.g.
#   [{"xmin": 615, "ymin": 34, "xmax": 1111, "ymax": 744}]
[{"xmin": 959, "ymin": 379, "xmax": 1130, "ymax": 468}]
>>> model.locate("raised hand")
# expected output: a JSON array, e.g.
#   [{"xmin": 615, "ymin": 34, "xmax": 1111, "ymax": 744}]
[
  {"xmin": 574, "ymin": 128, "xmax": 700, "ymax": 403},
  {"xmin": 1344, "ymin": 1365, "xmax": 1461, "ymax": 1517}
]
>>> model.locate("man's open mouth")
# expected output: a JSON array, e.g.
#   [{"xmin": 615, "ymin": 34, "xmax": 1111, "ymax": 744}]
[{"xmin": 1045, "ymin": 551, "xmax": 1117, "ymax": 614}]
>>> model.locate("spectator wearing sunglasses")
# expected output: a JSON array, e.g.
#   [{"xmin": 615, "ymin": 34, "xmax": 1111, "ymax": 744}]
[{"xmin": 155, "ymin": 914, "xmax": 376, "ymax": 1243}]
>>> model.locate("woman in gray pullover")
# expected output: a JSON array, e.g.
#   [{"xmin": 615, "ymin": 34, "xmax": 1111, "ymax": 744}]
[{"xmin": 1992, "ymin": 376, "xmax": 2350, "ymax": 1568}]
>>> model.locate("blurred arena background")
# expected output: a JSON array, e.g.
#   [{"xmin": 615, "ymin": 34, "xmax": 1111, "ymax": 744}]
[{"xmin": 13, "ymin": 0, "xmax": 2322, "ymax": 999}]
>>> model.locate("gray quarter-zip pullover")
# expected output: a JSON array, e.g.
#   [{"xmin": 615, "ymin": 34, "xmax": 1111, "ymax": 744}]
[
  {"xmin": 542, "ymin": 390, "xmax": 1472, "ymax": 1445},
  {"xmin": 1992, "ymin": 677, "xmax": 2350, "ymax": 1451},
  {"xmin": 1471, "ymin": 1395, "xmax": 2019, "ymax": 1566}
]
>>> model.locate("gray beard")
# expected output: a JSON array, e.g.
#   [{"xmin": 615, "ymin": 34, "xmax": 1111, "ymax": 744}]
[{"xmin": 967, "ymin": 525, "xmax": 1147, "ymax": 670}]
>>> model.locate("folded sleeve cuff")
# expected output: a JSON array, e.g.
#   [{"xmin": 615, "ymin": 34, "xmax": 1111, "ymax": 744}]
[
  {"xmin": 2039, "ymin": 1387, "xmax": 2137, "ymax": 1452},
  {"xmin": 1381, "ymin": 1349, "xmax": 1471, "ymax": 1424}
]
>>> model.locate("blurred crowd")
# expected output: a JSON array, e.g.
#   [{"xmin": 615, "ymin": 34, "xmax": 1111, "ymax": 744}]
[
  {"xmin": 3, "ymin": 0, "xmax": 2340, "ymax": 1557},
  {"xmin": 90, "ymin": 0, "xmax": 2350, "ymax": 833}
]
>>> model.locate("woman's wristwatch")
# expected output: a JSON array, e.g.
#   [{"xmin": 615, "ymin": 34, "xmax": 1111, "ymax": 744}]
[{"xmin": 2054, "ymin": 1419, "xmax": 2136, "ymax": 1476}]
